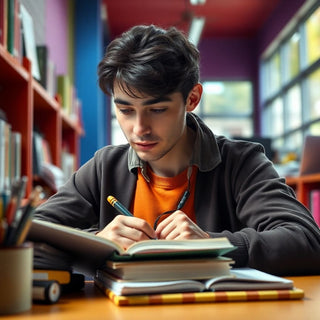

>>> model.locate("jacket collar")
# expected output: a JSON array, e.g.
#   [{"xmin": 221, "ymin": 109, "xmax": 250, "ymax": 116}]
[{"xmin": 128, "ymin": 112, "xmax": 221, "ymax": 176}]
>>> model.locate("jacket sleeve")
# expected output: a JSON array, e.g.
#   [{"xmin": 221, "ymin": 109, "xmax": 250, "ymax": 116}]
[
  {"xmin": 199, "ymin": 141, "xmax": 320, "ymax": 276},
  {"xmin": 32, "ymin": 145, "xmax": 136, "ymax": 234}
]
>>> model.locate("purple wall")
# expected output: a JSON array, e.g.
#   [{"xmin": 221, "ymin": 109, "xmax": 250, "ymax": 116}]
[
  {"xmin": 45, "ymin": 0, "xmax": 69, "ymax": 75},
  {"xmin": 258, "ymin": 0, "xmax": 306, "ymax": 55},
  {"xmin": 199, "ymin": 0, "xmax": 307, "ymax": 80},
  {"xmin": 199, "ymin": 37, "xmax": 256, "ymax": 80},
  {"xmin": 198, "ymin": 0, "xmax": 307, "ymax": 134}
]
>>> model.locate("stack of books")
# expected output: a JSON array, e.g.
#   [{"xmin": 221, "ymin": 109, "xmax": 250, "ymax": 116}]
[{"xmin": 27, "ymin": 220, "xmax": 304, "ymax": 306}]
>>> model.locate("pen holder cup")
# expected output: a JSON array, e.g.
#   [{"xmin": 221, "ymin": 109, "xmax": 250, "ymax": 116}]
[{"xmin": 0, "ymin": 243, "xmax": 33, "ymax": 315}]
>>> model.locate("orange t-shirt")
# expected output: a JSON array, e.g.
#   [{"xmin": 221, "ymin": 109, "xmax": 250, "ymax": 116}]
[{"xmin": 130, "ymin": 165, "xmax": 197, "ymax": 228}]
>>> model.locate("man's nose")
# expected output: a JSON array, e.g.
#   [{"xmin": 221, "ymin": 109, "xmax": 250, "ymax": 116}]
[{"xmin": 133, "ymin": 114, "xmax": 151, "ymax": 136}]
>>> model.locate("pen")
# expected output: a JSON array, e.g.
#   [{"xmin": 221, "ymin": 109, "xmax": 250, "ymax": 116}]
[
  {"xmin": 5, "ymin": 176, "xmax": 27, "ymax": 225},
  {"xmin": 6, "ymin": 185, "xmax": 43, "ymax": 246},
  {"xmin": 107, "ymin": 195, "xmax": 133, "ymax": 217}
]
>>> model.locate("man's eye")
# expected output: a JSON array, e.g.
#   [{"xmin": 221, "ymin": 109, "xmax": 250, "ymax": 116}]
[
  {"xmin": 119, "ymin": 108, "xmax": 133, "ymax": 115},
  {"xmin": 151, "ymin": 108, "xmax": 167, "ymax": 114}
]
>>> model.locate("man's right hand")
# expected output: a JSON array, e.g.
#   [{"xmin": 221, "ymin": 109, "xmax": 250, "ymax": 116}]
[{"xmin": 96, "ymin": 215, "xmax": 156, "ymax": 249}]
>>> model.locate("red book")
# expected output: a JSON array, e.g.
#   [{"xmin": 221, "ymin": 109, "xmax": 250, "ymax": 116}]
[
  {"xmin": 0, "ymin": 0, "xmax": 8, "ymax": 48},
  {"xmin": 13, "ymin": 0, "xmax": 22, "ymax": 60}
]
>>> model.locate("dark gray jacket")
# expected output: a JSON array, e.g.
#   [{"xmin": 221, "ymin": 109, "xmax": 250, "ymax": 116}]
[{"xmin": 34, "ymin": 113, "xmax": 320, "ymax": 276}]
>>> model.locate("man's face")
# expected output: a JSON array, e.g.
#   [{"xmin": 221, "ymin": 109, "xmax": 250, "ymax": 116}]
[{"xmin": 113, "ymin": 82, "xmax": 189, "ymax": 168}]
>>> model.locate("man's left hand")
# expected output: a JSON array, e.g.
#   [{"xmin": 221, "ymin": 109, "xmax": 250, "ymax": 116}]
[{"xmin": 155, "ymin": 211, "xmax": 209, "ymax": 240}]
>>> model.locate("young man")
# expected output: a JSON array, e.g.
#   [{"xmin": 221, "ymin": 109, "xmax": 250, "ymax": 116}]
[{"xmin": 34, "ymin": 25, "xmax": 320, "ymax": 276}]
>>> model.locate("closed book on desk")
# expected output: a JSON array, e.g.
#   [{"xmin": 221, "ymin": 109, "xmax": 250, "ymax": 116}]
[
  {"xmin": 27, "ymin": 219, "xmax": 235, "ymax": 275},
  {"xmin": 101, "ymin": 287, "xmax": 304, "ymax": 306},
  {"xmin": 103, "ymin": 256, "xmax": 233, "ymax": 281},
  {"xmin": 95, "ymin": 268, "xmax": 304, "ymax": 306}
]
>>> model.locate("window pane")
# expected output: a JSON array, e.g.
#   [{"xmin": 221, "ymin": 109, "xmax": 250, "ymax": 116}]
[
  {"xmin": 286, "ymin": 132, "xmax": 303, "ymax": 153},
  {"xmin": 306, "ymin": 6, "xmax": 320, "ymax": 65},
  {"xmin": 284, "ymin": 33, "xmax": 300, "ymax": 82},
  {"xmin": 202, "ymin": 117, "xmax": 252, "ymax": 138},
  {"xmin": 202, "ymin": 81, "xmax": 252, "ymax": 115},
  {"xmin": 262, "ymin": 99, "xmax": 283, "ymax": 138},
  {"xmin": 268, "ymin": 52, "xmax": 281, "ymax": 95},
  {"xmin": 270, "ymin": 98, "xmax": 284, "ymax": 137},
  {"xmin": 310, "ymin": 121, "xmax": 320, "ymax": 135},
  {"xmin": 306, "ymin": 68, "xmax": 320, "ymax": 121},
  {"xmin": 286, "ymin": 85, "xmax": 302, "ymax": 130}
]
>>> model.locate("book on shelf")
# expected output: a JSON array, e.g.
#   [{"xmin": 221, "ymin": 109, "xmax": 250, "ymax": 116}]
[
  {"xmin": 57, "ymin": 74, "xmax": 71, "ymax": 114},
  {"xmin": 3, "ymin": 119, "xmax": 11, "ymax": 191},
  {"xmin": 35, "ymin": 45, "xmax": 57, "ymax": 97},
  {"xmin": 0, "ymin": 0, "xmax": 7, "ymax": 48},
  {"xmin": 13, "ymin": 0, "xmax": 21, "ymax": 61},
  {"xmin": 20, "ymin": 3, "xmax": 40, "ymax": 79},
  {"xmin": 0, "ymin": 118, "xmax": 7, "ymax": 193},
  {"xmin": 95, "ymin": 268, "xmax": 304, "ymax": 306},
  {"xmin": 33, "ymin": 131, "xmax": 65, "ymax": 191},
  {"xmin": 36, "ymin": 45, "xmax": 48, "ymax": 89},
  {"xmin": 27, "ymin": 219, "xmax": 236, "ymax": 275},
  {"xmin": 0, "ymin": 115, "xmax": 22, "ymax": 194},
  {"xmin": 10, "ymin": 131, "xmax": 22, "ymax": 182},
  {"xmin": 6, "ymin": 0, "xmax": 15, "ymax": 54},
  {"xmin": 61, "ymin": 149, "xmax": 76, "ymax": 182},
  {"xmin": 5, "ymin": 0, "xmax": 22, "ymax": 60},
  {"xmin": 33, "ymin": 130, "xmax": 53, "ymax": 174},
  {"xmin": 57, "ymin": 74, "xmax": 82, "ymax": 124},
  {"xmin": 310, "ymin": 189, "xmax": 320, "ymax": 227},
  {"xmin": 46, "ymin": 59, "xmax": 56, "ymax": 97}
]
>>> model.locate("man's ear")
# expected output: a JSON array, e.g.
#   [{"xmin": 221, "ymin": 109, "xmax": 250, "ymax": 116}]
[{"xmin": 186, "ymin": 83, "xmax": 203, "ymax": 112}]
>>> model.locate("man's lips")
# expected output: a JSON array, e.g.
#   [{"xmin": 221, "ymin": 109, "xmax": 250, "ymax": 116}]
[{"xmin": 133, "ymin": 141, "xmax": 158, "ymax": 150}]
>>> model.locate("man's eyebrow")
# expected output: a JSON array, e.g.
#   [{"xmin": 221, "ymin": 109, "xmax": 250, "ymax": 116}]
[
  {"xmin": 113, "ymin": 98, "xmax": 131, "ymax": 106},
  {"xmin": 113, "ymin": 96, "xmax": 173, "ymax": 106},
  {"xmin": 142, "ymin": 96, "xmax": 173, "ymax": 105}
]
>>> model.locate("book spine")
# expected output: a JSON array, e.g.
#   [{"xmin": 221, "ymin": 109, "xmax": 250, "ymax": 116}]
[
  {"xmin": 0, "ymin": 0, "xmax": 8, "ymax": 48},
  {"xmin": 13, "ymin": 0, "xmax": 21, "ymax": 61},
  {"xmin": 310, "ymin": 190, "xmax": 320, "ymax": 227},
  {"xmin": 36, "ymin": 45, "xmax": 48, "ymax": 89},
  {"xmin": 10, "ymin": 131, "xmax": 22, "ymax": 182},
  {"xmin": 4, "ymin": 121, "xmax": 12, "ymax": 191},
  {"xmin": 6, "ymin": 0, "xmax": 14, "ymax": 54},
  {"xmin": 0, "ymin": 119, "xmax": 6, "ymax": 193}
]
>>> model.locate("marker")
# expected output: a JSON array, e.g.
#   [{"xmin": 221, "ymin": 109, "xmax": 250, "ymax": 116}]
[{"xmin": 107, "ymin": 195, "xmax": 133, "ymax": 217}]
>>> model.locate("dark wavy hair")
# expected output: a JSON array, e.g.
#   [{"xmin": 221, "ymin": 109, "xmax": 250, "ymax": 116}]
[{"xmin": 98, "ymin": 25, "xmax": 200, "ymax": 102}]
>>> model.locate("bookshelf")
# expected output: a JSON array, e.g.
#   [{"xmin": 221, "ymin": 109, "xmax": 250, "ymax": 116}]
[
  {"xmin": 286, "ymin": 173, "xmax": 320, "ymax": 226},
  {"xmin": 0, "ymin": 44, "xmax": 83, "ymax": 197},
  {"xmin": 286, "ymin": 174, "xmax": 320, "ymax": 208}
]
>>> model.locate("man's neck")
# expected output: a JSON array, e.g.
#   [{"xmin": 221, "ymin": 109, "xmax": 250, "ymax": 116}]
[{"xmin": 148, "ymin": 127, "xmax": 196, "ymax": 177}]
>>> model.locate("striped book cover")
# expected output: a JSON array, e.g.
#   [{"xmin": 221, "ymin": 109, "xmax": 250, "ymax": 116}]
[{"xmin": 95, "ymin": 281, "xmax": 304, "ymax": 306}]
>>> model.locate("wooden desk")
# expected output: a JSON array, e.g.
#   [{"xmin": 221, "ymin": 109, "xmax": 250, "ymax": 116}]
[{"xmin": 2, "ymin": 276, "xmax": 319, "ymax": 320}]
